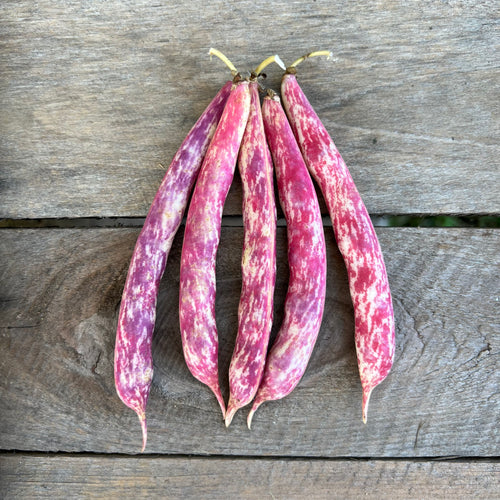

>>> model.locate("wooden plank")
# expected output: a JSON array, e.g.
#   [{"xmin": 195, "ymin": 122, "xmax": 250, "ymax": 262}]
[
  {"xmin": 0, "ymin": 227, "xmax": 498, "ymax": 456},
  {"xmin": 1, "ymin": 454, "xmax": 499, "ymax": 499},
  {"xmin": 1, "ymin": 1, "xmax": 498, "ymax": 218}
]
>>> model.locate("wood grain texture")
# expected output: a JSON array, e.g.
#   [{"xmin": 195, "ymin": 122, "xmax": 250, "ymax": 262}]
[
  {"xmin": 1, "ymin": 1, "xmax": 498, "ymax": 218},
  {"xmin": 1, "ymin": 454, "xmax": 499, "ymax": 499},
  {"xmin": 1, "ymin": 227, "xmax": 498, "ymax": 456},
  {"xmin": 1, "ymin": 0, "xmax": 498, "ymax": 493}
]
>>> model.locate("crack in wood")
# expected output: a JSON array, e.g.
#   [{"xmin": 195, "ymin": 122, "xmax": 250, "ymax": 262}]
[{"xmin": 414, "ymin": 421, "xmax": 425, "ymax": 450}]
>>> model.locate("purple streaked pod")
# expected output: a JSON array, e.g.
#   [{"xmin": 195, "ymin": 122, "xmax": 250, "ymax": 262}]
[
  {"xmin": 179, "ymin": 79, "xmax": 251, "ymax": 418},
  {"xmin": 281, "ymin": 54, "xmax": 395, "ymax": 423},
  {"xmin": 114, "ymin": 80, "xmax": 232, "ymax": 452},
  {"xmin": 247, "ymin": 90, "xmax": 327, "ymax": 428},
  {"xmin": 225, "ymin": 78, "xmax": 277, "ymax": 427}
]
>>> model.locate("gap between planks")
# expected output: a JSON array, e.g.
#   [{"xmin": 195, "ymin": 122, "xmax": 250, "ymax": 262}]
[
  {"xmin": 1, "ymin": 451, "xmax": 499, "ymax": 462},
  {"xmin": 1, "ymin": 215, "xmax": 499, "ymax": 229}
]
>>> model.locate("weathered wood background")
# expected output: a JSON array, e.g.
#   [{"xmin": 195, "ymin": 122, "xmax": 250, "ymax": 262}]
[{"xmin": 1, "ymin": 0, "xmax": 498, "ymax": 498}]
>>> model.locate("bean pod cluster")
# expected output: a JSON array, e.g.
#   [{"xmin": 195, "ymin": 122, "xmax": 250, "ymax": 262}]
[{"xmin": 114, "ymin": 50, "xmax": 395, "ymax": 451}]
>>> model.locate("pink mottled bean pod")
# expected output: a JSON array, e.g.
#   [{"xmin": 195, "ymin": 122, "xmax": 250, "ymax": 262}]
[
  {"xmin": 247, "ymin": 91, "xmax": 327, "ymax": 428},
  {"xmin": 225, "ymin": 79, "xmax": 277, "ymax": 427},
  {"xmin": 114, "ymin": 80, "xmax": 232, "ymax": 452},
  {"xmin": 281, "ymin": 69, "xmax": 395, "ymax": 423},
  {"xmin": 179, "ymin": 80, "xmax": 251, "ymax": 418}
]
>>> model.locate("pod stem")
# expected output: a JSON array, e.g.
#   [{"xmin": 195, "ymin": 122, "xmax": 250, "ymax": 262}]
[
  {"xmin": 208, "ymin": 48, "xmax": 239, "ymax": 77},
  {"xmin": 254, "ymin": 54, "xmax": 286, "ymax": 77},
  {"xmin": 286, "ymin": 50, "xmax": 333, "ymax": 73},
  {"xmin": 264, "ymin": 88, "xmax": 280, "ymax": 101}
]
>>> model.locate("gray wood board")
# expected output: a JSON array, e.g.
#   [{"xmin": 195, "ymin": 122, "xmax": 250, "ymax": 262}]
[
  {"xmin": 1, "ymin": 454, "xmax": 499, "ymax": 499},
  {"xmin": 0, "ymin": 227, "xmax": 498, "ymax": 456},
  {"xmin": 1, "ymin": 1, "xmax": 498, "ymax": 218}
]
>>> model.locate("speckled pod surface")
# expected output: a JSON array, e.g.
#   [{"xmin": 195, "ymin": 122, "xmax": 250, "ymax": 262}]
[
  {"xmin": 179, "ymin": 80, "xmax": 251, "ymax": 418},
  {"xmin": 248, "ymin": 92, "xmax": 327, "ymax": 427},
  {"xmin": 225, "ymin": 81, "xmax": 277, "ymax": 427},
  {"xmin": 281, "ymin": 72, "xmax": 395, "ymax": 422},
  {"xmin": 114, "ymin": 81, "xmax": 232, "ymax": 451}
]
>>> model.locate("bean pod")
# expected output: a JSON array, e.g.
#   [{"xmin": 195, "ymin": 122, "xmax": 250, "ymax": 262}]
[
  {"xmin": 225, "ymin": 78, "xmax": 277, "ymax": 427},
  {"xmin": 179, "ymin": 79, "xmax": 251, "ymax": 418},
  {"xmin": 114, "ymin": 80, "xmax": 232, "ymax": 451},
  {"xmin": 281, "ymin": 68, "xmax": 395, "ymax": 423},
  {"xmin": 247, "ymin": 91, "xmax": 327, "ymax": 428}
]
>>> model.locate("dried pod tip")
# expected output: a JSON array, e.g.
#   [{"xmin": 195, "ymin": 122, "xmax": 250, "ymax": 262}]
[
  {"xmin": 224, "ymin": 403, "xmax": 238, "ymax": 428},
  {"xmin": 246, "ymin": 409, "xmax": 255, "ymax": 430},
  {"xmin": 138, "ymin": 410, "xmax": 147, "ymax": 453},
  {"xmin": 362, "ymin": 387, "xmax": 372, "ymax": 424},
  {"xmin": 209, "ymin": 385, "xmax": 227, "ymax": 420},
  {"xmin": 246, "ymin": 399, "xmax": 263, "ymax": 430},
  {"xmin": 208, "ymin": 47, "xmax": 239, "ymax": 78},
  {"xmin": 286, "ymin": 50, "xmax": 333, "ymax": 73}
]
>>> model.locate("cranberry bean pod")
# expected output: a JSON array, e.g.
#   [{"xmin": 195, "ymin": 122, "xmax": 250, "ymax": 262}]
[
  {"xmin": 225, "ymin": 79, "xmax": 277, "ymax": 427},
  {"xmin": 281, "ymin": 68, "xmax": 395, "ymax": 423},
  {"xmin": 247, "ymin": 92, "xmax": 327, "ymax": 428},
  {"xmin": 179, "ymin": 80, "xmax": 251, "ymax": 418},
  {"xmin": 114, "ymin": 80, "xmax": 232, "ymax": 452}
]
